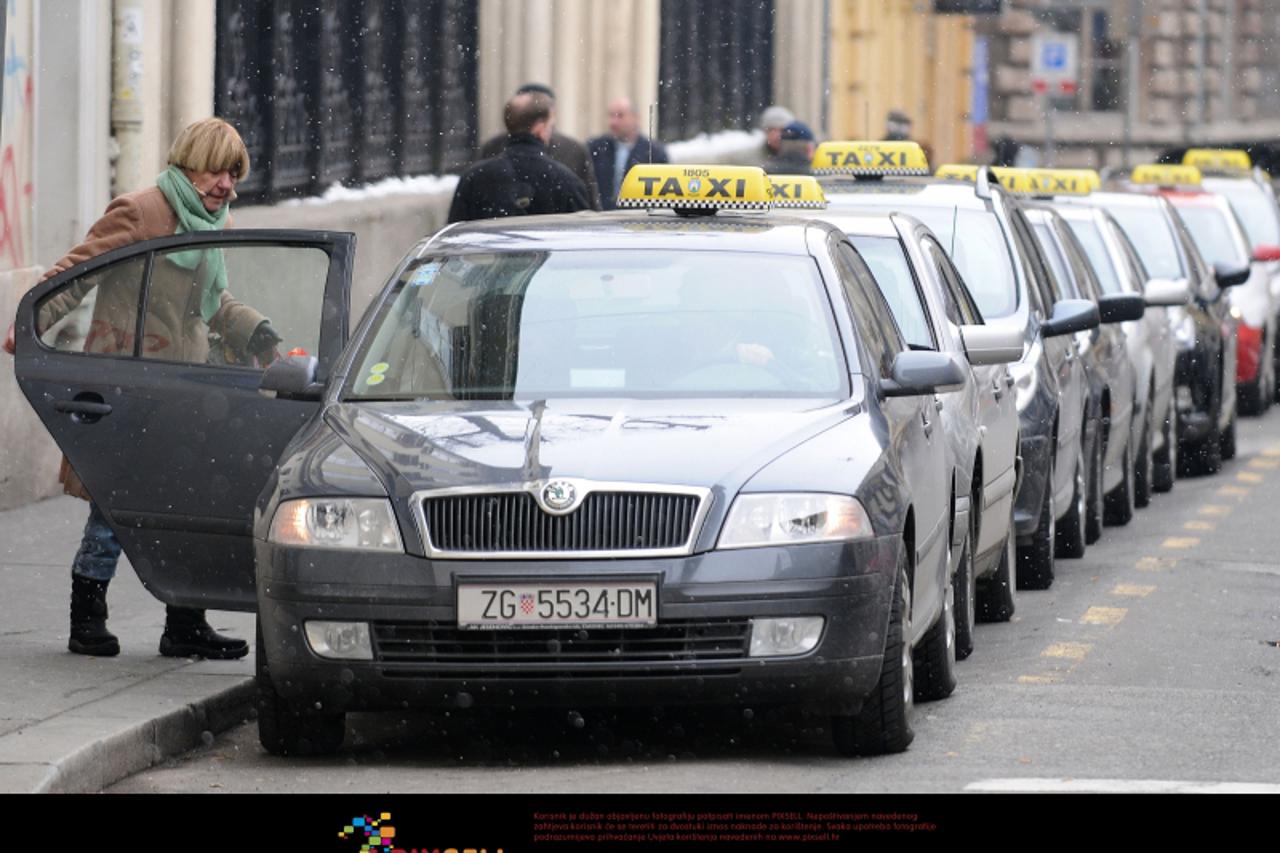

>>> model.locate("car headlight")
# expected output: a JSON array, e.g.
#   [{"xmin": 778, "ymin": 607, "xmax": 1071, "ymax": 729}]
[
  {"xmin": 717, "ymin": 493, "xmax": 873, "ymax": 549},
  {"xmin": 268, "ymin": 498, "xmax": 403, "ymax": 551},
  {"xmin": 1172, "ymin": 309, "xmax": 1197, "ymax": 348}
]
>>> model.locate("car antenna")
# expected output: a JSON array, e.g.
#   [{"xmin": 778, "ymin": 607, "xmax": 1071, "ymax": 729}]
[{"xmin": 649, "ymin": 103, "xmax": 657, "ymax": 162}]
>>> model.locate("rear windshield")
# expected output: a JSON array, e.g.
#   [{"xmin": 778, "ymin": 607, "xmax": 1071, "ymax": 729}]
[
  {"xmin": 346, "ymin": 249, "xmax": 847, "ymax": 401},
  {"xmin": 1178, "ymin": 206, "xmax": 1250, "ymax": 267},
  {"xmin": 1106, "ymin": 206, "xmax": 1185, "ymax": 280}
]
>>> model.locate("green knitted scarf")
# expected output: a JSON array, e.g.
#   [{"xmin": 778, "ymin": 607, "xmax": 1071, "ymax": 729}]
[{"xmin": 156, "ymin": 165, "xmax": 228, "ymax": 322}]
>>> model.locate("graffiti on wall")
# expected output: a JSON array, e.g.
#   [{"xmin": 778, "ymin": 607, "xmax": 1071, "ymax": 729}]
[{"xmin": 0, "ymin": 0, "xmax": 34, "ymax": 272}]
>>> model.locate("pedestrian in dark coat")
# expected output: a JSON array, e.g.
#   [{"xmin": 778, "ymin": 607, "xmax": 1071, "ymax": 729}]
[
  {"xmin": 448, "ymin": 92, "xmax": 591, "ymax": 224},
  {"xmin": 587, "ymin": 97, "xmax": 670, "ymax": 210},
  {"xmin": 477, "ymin": 83, "xmax": 601, "ymax": 210},
  {"xmin": 763, "ymin": 121, "xmax": 818, "ymax": 175}
]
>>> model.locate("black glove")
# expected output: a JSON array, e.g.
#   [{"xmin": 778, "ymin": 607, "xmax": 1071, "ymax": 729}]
[{"xmin": 247, "ymin": 320, "xmax": 283, "ymax": 357}]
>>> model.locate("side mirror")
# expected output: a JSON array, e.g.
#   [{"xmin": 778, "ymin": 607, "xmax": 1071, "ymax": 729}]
[
  {"xmin": 1143, "ymin": 278, "xmax": 1191, "ymax": 307},
  {"xmin": 880, "ymin": 350, "xmax": 968, "ymax": 397},
  {"xmin": 1252, "ymin": 245, "xmax": 1280, "ymax": 263},
  {"xmin": 1041, "ymin": 298, "xmax": 1101, "ymax": 338},
  {"xmin": 958, "ymin": 323, "xmax": 1024, "ymax": 365},
  {"xmin": 1214, "ymin": 262, "xmax": 1251, "ymax": 289},
  {"xmin": 1098, "ymin": 293, "xmax": 1147, "ymax": 323},
  {"xmin": 260, "ymin": 354, "xmax": 324, "ymax": 401}
]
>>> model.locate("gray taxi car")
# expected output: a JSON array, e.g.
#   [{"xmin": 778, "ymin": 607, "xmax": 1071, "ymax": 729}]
[{"xmin": 14, "ymin": 165, "xmax": 968, "ymax": 758}]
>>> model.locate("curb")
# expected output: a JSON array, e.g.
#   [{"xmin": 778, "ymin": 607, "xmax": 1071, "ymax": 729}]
[{"xmin": 33, "ymin": 679, "xmax": 256, "ymax": 793}]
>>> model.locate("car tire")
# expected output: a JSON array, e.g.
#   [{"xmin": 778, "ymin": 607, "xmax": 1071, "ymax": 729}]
[
  {"xmin": 1104, "ymin": 432, "xmax": 1136, "ymax": 526},
  {"xmin": 1055, "ymin": 439, "xmax": 1087, "ymax": 560},
  {"xmin": 256, "ymin": 620, "xmax": 346, "ymax": 757},
  {"xmin": 1220, "ymin": 411, "xmax": 1237, "ymax": 461},
  {"xmin": 976, "ymin": 499, "xmax": 1016, "ymax": 623},
  {"xmin": 1134, "ymin": 397, "xmax": 1154, "ymax": 509},
  {"xmin": 1153, "ymin": 397, "xmax": 1176, "ymax": 493},
  {"xmin": 1017, "ymin": 452, "xmax": 1056, "ymax": 590},
  {"xmin": 1085, "ymin": 426, "xmax": 1105, "ymax": 545},
  {"xmin": 914, "ymin": 545, "xmax": 958, "ymax": 702},
  {"xmin": 953, "ymin": 498, "xmax": 978, "ymax": 661},
  {"xmin": 1182, "ymin": 419, "xmax": 1223, "ymax": 478},
  {"xmin": 832, "ymin": 543, "xmax": 914, "ymax": 756}
]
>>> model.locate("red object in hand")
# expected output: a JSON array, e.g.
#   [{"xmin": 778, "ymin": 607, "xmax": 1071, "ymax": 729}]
[
  {"xmin": 2, "ymin": 323, "xmax": 15, "ymax": 355},
  {"xmin": 287, "ymin": 347, "xmax": 309, "ymax": 358}
]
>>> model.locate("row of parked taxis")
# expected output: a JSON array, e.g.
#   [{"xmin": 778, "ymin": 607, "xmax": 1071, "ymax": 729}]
[{"xmin": 16, "ymin": 141, "xmax": 1280, "ymax": 759}]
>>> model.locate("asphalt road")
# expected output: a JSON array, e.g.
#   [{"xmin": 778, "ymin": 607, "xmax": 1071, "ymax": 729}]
[{"xmin": 110, "ymin": 409, "xmax": 1280, "ymax": 794}]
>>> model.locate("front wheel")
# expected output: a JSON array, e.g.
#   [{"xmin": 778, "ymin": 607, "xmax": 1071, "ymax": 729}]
[
  {"xmin": 1220, "ymin": 412, "xmax": 1237, "ymax": 461},
  {"xmin": 1056, "ymin": 442, "xmax": 1086, "ymax": 560},
  {"xmin": 1104, "ymin": 435, "xmax": 1136, "ymax": 526},
  {"xmin": 953, "ymin": 498, "xmax": 978, "ymax": 660},
  {"xmin": 976, "ymin": 499, "xmax": 1016, "ymax": 623},
  {"xmin": 1017, "ymin": 451, "xmax": 1056, "ymax": 590},
  {"xmin": 832, "ymin": 543, "xmax": 914, "ymax": 756},
  {"xmin": 1134, "ymin": 397, "xmax": 1154, "ymax": 508},
  {"xmin": 256, "ymin": 621, "xmax": 346, "ymax": 757}
]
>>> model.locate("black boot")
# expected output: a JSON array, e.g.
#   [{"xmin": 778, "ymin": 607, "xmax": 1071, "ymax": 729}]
[
  {"xmin": 159, "ymin": 606, "xmax": 249, "ymax": 659},
  {"xmin": 69, "ymin": 575, "xmax": 120, "ymax": 656}
]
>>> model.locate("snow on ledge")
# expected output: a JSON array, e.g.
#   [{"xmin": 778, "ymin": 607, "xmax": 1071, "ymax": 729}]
[{"xmin": 279, "ymin": 128, "xmax": 764, "ymax": 208}]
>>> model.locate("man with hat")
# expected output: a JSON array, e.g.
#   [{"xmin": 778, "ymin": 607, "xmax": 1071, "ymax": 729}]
[
  {"xmin": 758, "ymin": 105, "xmax": 796, "ymax": 165},
  {"xmin": 763, "ymin": 121, "xmax": 817, "ymax": 175}
]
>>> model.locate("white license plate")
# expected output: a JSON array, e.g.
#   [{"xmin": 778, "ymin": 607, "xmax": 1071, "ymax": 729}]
[{"xmin": 456, "ymin": 580, "xmax": 657, "ymax": 629}]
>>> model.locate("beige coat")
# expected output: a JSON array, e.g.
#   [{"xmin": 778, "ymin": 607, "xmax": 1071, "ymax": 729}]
[{"xmin": 37, "ymin": 186, "xmax": 264, "ymax": 499}]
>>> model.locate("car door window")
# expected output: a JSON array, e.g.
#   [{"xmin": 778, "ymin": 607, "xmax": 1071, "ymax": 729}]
[
  {"xmin": 143, "ymin": 244, "xmax": 331, "ymax": 368},
  {"xmin": 1010, "ymin": 209, "xmax": 1063, "ymax": 306},
  {"xmin": 1054, "ymin": 222, "xmax": 1105, "ymax": 302},
  {"xmin": 847, "ymin": 234, "xmax": 935, "ymax": 351},
  {"xmin": 36, "ymin": 256, "xmax": 148, "ymax": 355},
  {"xmin": 921, "ymin": 237, "xmax": 980, "ymax": 326},
  {"xmin": 832, "ymin": 240, "xmax": 904, "ymax": 377},
  {"xmin": 1031, "ymin": 223, "xmax": 1080, "ymax": 300}
]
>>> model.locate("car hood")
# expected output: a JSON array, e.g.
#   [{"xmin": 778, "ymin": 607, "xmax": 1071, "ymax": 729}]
[{"xmin": 323, "ymin": 398, "xmax": 858, "ymax": 497}]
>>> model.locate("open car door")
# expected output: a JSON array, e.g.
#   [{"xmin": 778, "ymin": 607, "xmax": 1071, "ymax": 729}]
[{"xmin": 14, "ymin": 230, "xmax": 354, "ymax": 611}]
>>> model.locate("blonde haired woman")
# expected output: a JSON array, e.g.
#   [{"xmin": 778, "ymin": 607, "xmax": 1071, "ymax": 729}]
[{"xmin": 5, "ymin": 117, "xmax": 278, "ymax": 658}]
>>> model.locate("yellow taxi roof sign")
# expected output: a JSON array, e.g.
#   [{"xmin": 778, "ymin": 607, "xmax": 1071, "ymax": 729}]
[
  {"xmin": 935, "ymin": 164, "xmax": 980, "ymax": 181},
  {"xmin": 768, "ymin": 175, "xmax": 827, "ymax": 209},
  {"xmin": 617, "ymin": 165, "xmax": 772, "ymax": 211},
  {"xmin": 811, "ymin": 141, "xmax": 931, "ymax": 177},
  {"xmin": 995, "ymin": 167, "xmax": 1100, "ymax": 196},
  {"xmin": 1131, "ymin": 163, "xmax": 1203, "ymax": 187},
  {"xmin": 1183, "ymin": 148, "xmax": 1251, "ymax": 173}
]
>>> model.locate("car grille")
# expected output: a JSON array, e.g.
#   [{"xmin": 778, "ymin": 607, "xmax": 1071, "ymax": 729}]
[
  {"xmin": 422, "ymin": 491, "xmax": 701, "ymax": 554},
  {"xmin": 372, "ymin": 620, "xmax": 750, "ymax": 675}
]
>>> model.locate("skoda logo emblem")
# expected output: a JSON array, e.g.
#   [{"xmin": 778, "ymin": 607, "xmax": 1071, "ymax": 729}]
[{"xmin": 541, "ymin": 480, "xmax": 578, "ymax": 513}]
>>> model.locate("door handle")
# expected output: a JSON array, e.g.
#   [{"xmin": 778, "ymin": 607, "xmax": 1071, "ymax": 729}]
[
  {"xmin": 1064, "ymin": 349, "xmax": 1075, "ymax": 362},
  {"xmin": 55, "ymin": 400, "xmax": 113, "ymax": 416},
  {"xmin": 992, "ymin": 379, "xmax": 1004, "ymax": 401},
  {"xmin": 1005, "ymin": 374, "xmax": 1016, "ymax": 388},
  {"xmin": 921, "ymin": 410, "xmax": 933, "ymax": 437},
  {"xmin": 934, "ymin": 396, "xmax": 944, "ymax": 412}
]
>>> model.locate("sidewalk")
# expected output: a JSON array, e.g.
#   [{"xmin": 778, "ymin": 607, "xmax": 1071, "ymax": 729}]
[{"xmin": 0, "ymin": 496, "xmax": 255, "ymax": 792}]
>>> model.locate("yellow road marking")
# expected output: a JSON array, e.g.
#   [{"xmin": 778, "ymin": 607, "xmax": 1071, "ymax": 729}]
[
  {"xmin": 1184, "ymin": 520, "xmax": 1215, "ymax": 531},
  {"xmin": 1041, "ymin": 642, "xmax": 1093, "ymax": 660},
  {"xmin": 1216, "ymin": 485, "xmax": 1251, "ymax": 498},
  {"xmin": 1111, "ymin": 583, "xmax": 1156, "ymax": 598},
  {"xmin": 1263, "ymin": 446, "xmax": 1280, "ymax": 458},
  {"xmin": 1238, "ymin": 472, "xmax": 1265, "ymax": 484},
  {"xmin": 1162, "ymin": 537, "xmax": 1200, "ymax": 549},
  {"xmin": 1018, "ymin": 674, "xmax": 1063, "ymax": 684},
  {"xmin": 1249, "ymin": 458, "xmax": 1279, "ymax": 470},
  {"xmin": 1081, "ymin": 606, "xmax": 1128, "ymax": 626},
  {"xmin": 1200, "ymin": 504, "xmax": 1232, "ymax": 516},
  {"xmin": 1136, "ymin": 556, "xmax": 1178, "ymax": 572}
]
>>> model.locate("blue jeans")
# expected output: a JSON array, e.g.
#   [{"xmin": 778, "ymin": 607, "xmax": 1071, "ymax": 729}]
[{"xmin": 71, "ymin": 502, "xmax": 122, "ymax": 582}]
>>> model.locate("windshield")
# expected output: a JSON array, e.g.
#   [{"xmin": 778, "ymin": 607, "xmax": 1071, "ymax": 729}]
[
  {"xmin": 1106, "ymin": 205, "xmax": 1185, "ymax": 279},
  {"xmin": 1064, "ymin": 218, "xmax": 1123, "ymax": 295},
  {"xmin": 1207, "ymin": 180, "xmax": 1280, "ymax": 247},
  {"xmin": 839, "ymin": 203, "xmax": 1017, "ymax": 319},
  {"xmin": 848, "ymin": 235, "xmax": 934, "ymax": 350},
  {"xmin": 1178, "ymin": 206, "xmax": 1250, "ymax": 266},
  {"xmin": 347, "ymin": 250, "xmax": 846, "ymax": 400}
]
